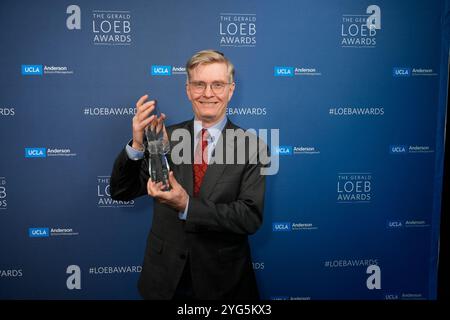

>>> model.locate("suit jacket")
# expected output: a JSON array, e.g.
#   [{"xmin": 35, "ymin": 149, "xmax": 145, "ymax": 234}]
[{"xmin": 110, "ymin": 118, "xmax": 266, "ymax": 300}]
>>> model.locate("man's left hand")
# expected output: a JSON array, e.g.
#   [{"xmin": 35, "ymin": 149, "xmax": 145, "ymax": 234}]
[{"xmin": 147, "ymin": 171, "xmax": 189, "ymax": 212}]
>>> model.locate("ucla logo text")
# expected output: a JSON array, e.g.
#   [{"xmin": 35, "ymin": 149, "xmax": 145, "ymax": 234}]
[
  {"xmin": 393, "ymin": 68, "xmax": 411, "ymax": 77},
  {"xmin": 29, "ymin": 228, "xmax": 49, "ymax": 237},
  {"xmin": 21, "ymin": 65, "xmax": 43, "ymax": 75},
  {"xmin": 272, "ymin": 222, "xmax": 291, "ymax": 232},
  {"xmin": 25, "ymin": 148, "xmax": 47, "ymax": 158},
  {"xmin": 274, "ymin": 67, "xmax": 294, "ymax": 77},
  {"xmin": 387, "ymin": 221, "xmax": 403, "ymax": 228},
  {"xmin": 151, "ymin": 65, "xmax": 171, "ymax": 76},
  {"xmin": 389, "ymin": 145, "xmax": 407, "ymax": 154},
  {"xmin": 276, "ymin": 146, "xmax": 293, "ymax": 155}
]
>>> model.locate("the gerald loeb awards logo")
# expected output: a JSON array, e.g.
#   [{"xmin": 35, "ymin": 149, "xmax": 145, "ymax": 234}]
[
  {"xmin": 219, "ymin": 13, "xmax": 256, "ymax": 47},
  {"xmin": 337, "ymin": 172, "xmax": 372, "ymax": 203},
  {"xmin": 92, "ymin": 10, "xmax": 132, "ymax": 45},
  {"xmin": 341, "ymin": 5, "xmax": 381, "ymax": 48}
]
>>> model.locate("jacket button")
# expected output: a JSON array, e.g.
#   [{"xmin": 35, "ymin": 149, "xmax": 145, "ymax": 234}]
[{"xmin": 180, "ymin": 254, "xmax": 186, "ymax": 260}]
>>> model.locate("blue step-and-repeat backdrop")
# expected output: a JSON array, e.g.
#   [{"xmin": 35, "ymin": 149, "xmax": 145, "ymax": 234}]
[{"xmin": 1, "ymin": 0, "xmax": 448, "ymax": 300}]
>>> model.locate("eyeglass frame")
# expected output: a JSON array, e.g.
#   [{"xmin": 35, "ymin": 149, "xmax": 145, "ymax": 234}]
[{"xmin": 187, "ymin": 81, "xmax": 234, "ymax": 94}]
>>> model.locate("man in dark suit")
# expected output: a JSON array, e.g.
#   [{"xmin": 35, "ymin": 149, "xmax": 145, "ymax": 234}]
[{"xmin": 110, "ymin": 50, "xmax": 266, "ymax": 300}]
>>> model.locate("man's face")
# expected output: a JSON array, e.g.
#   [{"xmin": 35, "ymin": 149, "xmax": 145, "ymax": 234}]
[{"xmin": 186, "ymin": 62, "xmax": 235, "ymax": 126}]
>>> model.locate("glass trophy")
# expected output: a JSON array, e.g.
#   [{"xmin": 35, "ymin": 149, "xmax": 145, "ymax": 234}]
[{"xmin": 144, "ymin": 102, "xmax": 170, "ymax": 191}]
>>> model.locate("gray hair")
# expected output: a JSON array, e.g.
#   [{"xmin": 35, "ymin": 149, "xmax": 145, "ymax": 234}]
[{"xmin": 186, "ymin": 49, "xmax": 235, "ymax": 83}]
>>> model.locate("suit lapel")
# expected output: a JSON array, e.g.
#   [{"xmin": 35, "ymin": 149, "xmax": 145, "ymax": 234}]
[{"xmin": 169, "ymin": 120, "xmax": 194, "ymax": 196}]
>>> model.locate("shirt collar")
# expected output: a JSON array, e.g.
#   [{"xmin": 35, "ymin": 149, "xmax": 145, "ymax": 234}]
[{"xmin": 193, "ymin": 116, "xmax": 227, "ymax": 144}]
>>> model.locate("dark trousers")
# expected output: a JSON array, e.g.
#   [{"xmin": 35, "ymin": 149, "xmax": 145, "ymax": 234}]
[{"xmin": 173, "ymin": 257, "xmax": 195, "ymax": 300}]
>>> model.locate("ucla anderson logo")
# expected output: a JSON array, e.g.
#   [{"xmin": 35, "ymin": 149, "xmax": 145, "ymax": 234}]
[
  {"xmin": 393, "ymin": 68, "xmax": 411, "ymax": 77},
  {"xmin": 387, "ymin": 221, "xmax": 403, "ymax": 228},
  {"xmin": 389, "ymin": 145, "xmax": 407, "ymax": 154},
  {"xmin": 151, "ymin": 65, "xmax": 172, "ymax": 76},
  {"xmin": 29, "ymin": 228, "xmax": 49, "ymax": 237},
  {"xmin": 274, "ymin": 67, "xmax": 294, "ymax": 77},
  {"xmin": 21, "ymin": 65, "xmax": 43, "ymax": 75},
  {"xmin": 272, "ymin": 222, "xmax": 291, "ymax": 232},
  {"xmin": 276, "ymin": 146, "xmax": 293, "ymax": 155},
  {"xmin": 25, "ymin": 148, "xmax": 47, "ymax": 158},
  {"xmin": 393, "ymin": 67, "xmax": 436, "ymax": 77}
]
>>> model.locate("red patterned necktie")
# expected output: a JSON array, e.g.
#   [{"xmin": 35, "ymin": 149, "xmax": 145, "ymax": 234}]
[{"xmin": 193, "ymin": 128, "xmax": 209, "ymax": 197}]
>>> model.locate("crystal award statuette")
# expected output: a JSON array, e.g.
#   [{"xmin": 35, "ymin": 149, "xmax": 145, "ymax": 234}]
[{"xmin": 144, "ymin": 101, "xmax": 170, "ymax": 191}]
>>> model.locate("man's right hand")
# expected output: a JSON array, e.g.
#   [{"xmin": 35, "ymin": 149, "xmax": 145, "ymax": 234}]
[{"xmin": 132, "ymin": 94, "xmax": 157, "ymax": 151}]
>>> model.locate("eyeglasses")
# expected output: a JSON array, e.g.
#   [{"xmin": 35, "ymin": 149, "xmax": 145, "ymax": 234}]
[{"xmin": 188, "ymin": 81, "xmax": 232, "ymax": 95}]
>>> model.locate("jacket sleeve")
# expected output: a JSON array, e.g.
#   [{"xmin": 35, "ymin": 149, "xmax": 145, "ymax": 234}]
[{"xmin": 109, "ymin": 148, "xmax": 149, "ymax": 201}]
